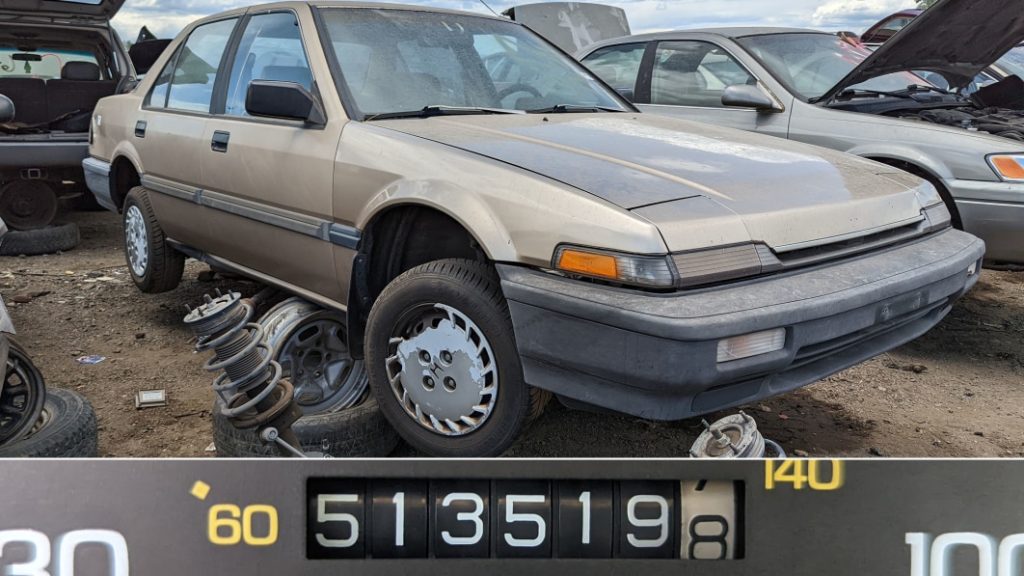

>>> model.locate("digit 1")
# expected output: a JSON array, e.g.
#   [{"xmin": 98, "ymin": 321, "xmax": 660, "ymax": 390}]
[
  {"xmin": 579, "ymin": 491, "xmax": 591, "ymax": 545},
  {"xmin": 393, "ymin": 492, "xmax": 405, "ymax": 547}
]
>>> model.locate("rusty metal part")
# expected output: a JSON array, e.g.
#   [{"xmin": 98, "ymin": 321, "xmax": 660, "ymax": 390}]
[
  {"xmin": 688, "ymin": 411, "xmax": 785, "ymax": 458},
  {"xmin": 184, "ymin": 290, "xmax": 303, "ymax": 457}
]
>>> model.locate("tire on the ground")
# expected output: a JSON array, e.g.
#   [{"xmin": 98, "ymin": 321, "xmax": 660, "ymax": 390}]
[
  {"xmin": 0, "ymin": 222, "xmax": 79, "ymax": 256},
  {"xmin": 365, "ymin": 258, "xmax": 530, "ymax": 457},
  {"xmin": 211, "ymin": 394, "xmax": 400, "ymax": 457},
  {"xmin": 0, "ymin": 388, "xmax": 98, "ymax": 457},
  {"xmin": 123, "ymin": 187, "xmax": 184, "ymax": 293}
]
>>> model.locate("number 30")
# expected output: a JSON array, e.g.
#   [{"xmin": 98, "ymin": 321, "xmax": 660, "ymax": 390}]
[{"xmin": 0, "ymin": 529, "xmax": 129, "ymax": 576}]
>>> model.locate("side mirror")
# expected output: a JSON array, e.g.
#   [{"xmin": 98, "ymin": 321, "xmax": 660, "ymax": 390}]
[
  {"xmin": 129, "ymin": 39, "xmax": 172, "ymax": 75},
  {"xmin": 721, "ymin": 84, "xmax": 781, "ymax": 112},
  {"xmin": 615, "ymin": 87, "xmax": 635, "ymax": 102},
  {"xmin": 246, "ymin": 80, "xmax": 325, "ymax": 125},
  {"xmin": 0, "ymin": 95, "xmax": 14, "ymax": 124}
]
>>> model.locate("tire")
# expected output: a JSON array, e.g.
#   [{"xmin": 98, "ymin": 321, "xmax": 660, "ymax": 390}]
[
  {"xmin": 211, "ymin": 394, "xmax": 400, "ymax": 458},
  {"xmin": 0, "ymin": 338, "xmax": 46, "ymax": 446},
  {"xmin": 0, "ymin": 388, "xmax": 98, "ymax": 457},
  {"xmin": 123, "ymin": 187, "xmax": 184, "ymax": 293},
  {"xmin": 365, "ymin": 258, "xmax": 529, "ymax": 457},
  {"xmin": 0, "ymin": 222, "xmax": 79, "ymax": 256}
]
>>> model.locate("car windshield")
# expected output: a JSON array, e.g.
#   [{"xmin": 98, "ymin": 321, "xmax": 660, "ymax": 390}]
[
  {"xmin": 0, "ymin": 49, "xmax": 99, "ymax": 80},
  {"xmin": 996, "ymin": 46, "xmax": 1024, "ymax": 80},
  {"xmin": 318, "ymin": 8, "xmax": 629, "ymax": 118},
  {"xmin": 736, "ymin": 33, "xmax": 929, "ymax": 101}
]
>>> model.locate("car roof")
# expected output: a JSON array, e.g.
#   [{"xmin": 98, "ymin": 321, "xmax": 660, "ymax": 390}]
[
  {"xmin": 187, "ymin": 1, "xmax": 508, "ymax": 27},
  {"xmin": 580, "ymin": 27, "xmax": 828, "ymax": 54}
]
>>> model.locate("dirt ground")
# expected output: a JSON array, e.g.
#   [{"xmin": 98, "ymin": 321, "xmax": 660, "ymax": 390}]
[{"xmin": 3, "ymin": 210, "xmax": 1022, "ymax": 458}]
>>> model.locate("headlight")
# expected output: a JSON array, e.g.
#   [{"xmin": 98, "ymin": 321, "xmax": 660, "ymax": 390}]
[
  {"xmin": 553, "ymin": 246, "xmax": 676, "ymax": 288},
  {"xmin": 987, "ymin": 154, "xmax": 1024, "ymax": 181},
  {"xmin": 554, "ymin": 243, "xmax": 776, "ymax": 289}
]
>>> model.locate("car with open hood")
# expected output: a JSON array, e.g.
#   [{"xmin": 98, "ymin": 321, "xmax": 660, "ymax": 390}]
[
  {"xmin": 0, "ymin": 0, "xmax": 169, "ymax": 229},
  {"xmin": 86, "ymin": 1, "xmax": 983, "ymax": 457},
  {"xmin": 578, "ymin": 0, "xmax": 1024, "ymax": 264}
]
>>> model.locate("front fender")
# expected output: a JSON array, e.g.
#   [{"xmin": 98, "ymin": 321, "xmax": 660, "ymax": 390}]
[{"xmin": 844, "ymin": 143, "xmax": 955, "ymax": 183}]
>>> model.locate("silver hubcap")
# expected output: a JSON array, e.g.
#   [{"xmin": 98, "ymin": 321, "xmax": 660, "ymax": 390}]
[
  {"xmin": 386, "ymin": 304, "xmax": 497, "ymax": 436},
  {"xmin": 124, "ymin": 205, "xmax": 148, "ymax": 277}
]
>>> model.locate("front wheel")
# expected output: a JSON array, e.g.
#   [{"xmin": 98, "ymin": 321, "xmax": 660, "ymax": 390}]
[{"xmin": 365, "ymin": 259, "xmax": 529, "ymax": 457}]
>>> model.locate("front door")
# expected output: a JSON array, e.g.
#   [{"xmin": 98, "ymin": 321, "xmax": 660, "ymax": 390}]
[
  {"xmin": 200, "ymin": 10, "xmax": 343, "ymax": 302},
  {"xmin": 636, "ymin": 40, "xmax": 791, "ymax": 138}
]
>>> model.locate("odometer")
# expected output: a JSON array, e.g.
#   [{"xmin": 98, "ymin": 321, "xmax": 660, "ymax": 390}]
[{"xmin": 307, "ymin": 478, "xmax": 743, "ymax": 560}]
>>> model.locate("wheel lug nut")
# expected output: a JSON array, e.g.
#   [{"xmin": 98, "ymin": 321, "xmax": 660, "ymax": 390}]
[
  {"xmin": 441, "ymin": 351, "xmax": 453, "ymax": 363},
  {"xmin": 419, "ymin": 351, "xmax": 431, "ymax": 363},
  {"xmin": 443, "ymin": 377, "xmax": 457, "ymax": 391},
  {"xmin": 423, "ymin": 376, "xmax": 435, "ymax": 390}
]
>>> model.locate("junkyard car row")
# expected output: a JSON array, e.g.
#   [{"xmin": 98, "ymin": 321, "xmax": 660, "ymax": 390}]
[{"xmin": 0, "ymin": 0, "xmax": 1017, "ymax": 457}]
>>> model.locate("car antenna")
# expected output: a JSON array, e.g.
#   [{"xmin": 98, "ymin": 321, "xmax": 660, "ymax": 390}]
[{"xmin": 478, "ymin": 0, "xmax": 500, "ymax": 17}]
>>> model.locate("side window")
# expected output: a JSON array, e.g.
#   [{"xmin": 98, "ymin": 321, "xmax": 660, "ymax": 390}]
[
  {"xmin": 650, "ymin": 41, "xmax": 755, "ymax": 108},
  {"xmin": 163, "ymin": 18, "xmax": 237, "ymax": 113},
  {"xmin": 582, "ymin": 43, "xmax": 646, "ymax": 94},
  {"xmin": 145, "ymin": 48, "xmax": 177, "ymax": 108},
  {"xmin": 224, "ymin": 12, "xmax": 314, "ymax": 117}
]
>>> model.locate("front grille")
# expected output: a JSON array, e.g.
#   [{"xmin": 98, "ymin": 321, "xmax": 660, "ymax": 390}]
[{"xmin": 772, "ymin": 221, "xmax": 926, "ymax": 269}]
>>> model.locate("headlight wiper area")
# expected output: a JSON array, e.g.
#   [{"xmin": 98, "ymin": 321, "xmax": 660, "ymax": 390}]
[{"xmin": 365, "ymin": 105, "xmax": 525, "ymax": 121}]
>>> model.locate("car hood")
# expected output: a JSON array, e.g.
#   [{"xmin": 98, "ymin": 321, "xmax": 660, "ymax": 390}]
[
  {"xmin": 824, "ymin": 0, "xmax": 1024, "ymax": 98},
  {"xmin": 0, "ymin": 0, "xmax": 124, "ymax": 21},
  {"xmin": 380, "ymin": 113, "xmax": 927, "ymax": 252}
]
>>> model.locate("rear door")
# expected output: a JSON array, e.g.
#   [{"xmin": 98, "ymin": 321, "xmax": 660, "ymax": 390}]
[
  {"xmin": 199, "ymin": 8, "xmax": 343, "ymax": 302},
  {"xmin": 635, "ymin": 39, "xmax": 790, "ymax": 138},
  {"xmin": 135, "ymin": 16, "xmax": 239, "ymax": 249}
]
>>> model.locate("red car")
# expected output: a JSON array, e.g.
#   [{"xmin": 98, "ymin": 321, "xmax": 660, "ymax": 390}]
[{"xmin": 860, "ymin": 8, "xmax": 922, "ymax": 45}]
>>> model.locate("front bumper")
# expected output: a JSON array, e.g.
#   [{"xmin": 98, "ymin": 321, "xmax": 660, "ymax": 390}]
[
  {"xmin": 82, "ymin": 157, "xmax": 116, "ymax": 212},
  {"xmin": 498, "ymin": 229, "xmax": 985, "ymax": 420},
  {"xmin": 947, "ymin": 179, "xmax": 1024, "ymax": 263}
]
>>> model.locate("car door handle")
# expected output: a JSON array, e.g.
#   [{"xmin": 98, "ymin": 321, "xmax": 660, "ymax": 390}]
[
  {"xmin": 211, "ymin": 131, "xmax": 230, "ymax": 153},
  {"xmin": 134, "ymin": 120, "xmax": 147, "ymax": 138}
]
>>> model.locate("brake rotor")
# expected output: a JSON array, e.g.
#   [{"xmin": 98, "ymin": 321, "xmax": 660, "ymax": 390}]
[
  {"xmin": 689, "ymin": 412, "xmax": 784, "ymax": 458},
  {"xmin": 0, "ymin": 180, "xmax": 57, "ymax": 230},
  {"xmin": 0, "ymin": 342, "xmax": 46, "ymax": 447}
]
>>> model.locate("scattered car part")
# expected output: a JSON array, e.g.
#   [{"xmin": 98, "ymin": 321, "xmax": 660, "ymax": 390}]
[
  {"xmin": 211, "ymin": 394, "xmax": 400, "ymax": 458},
  {"xmin": 259, "ymin": 297, "xmax": 367, "ymax": 414},
  {"xmin": 0, "ymin": 338, "xmax": 46, "ymax": 447},
  {"xmin": 0, "ymin": 180, "xmax": 58, "ymax": 230},
  {"xmin": 134, "ymin": 389, "xmax": 167, "ymax": 409},
  {"xmin": 0, "ymin": 221, "xmax": 80, "ymax": 256},
  {"xmin": 184, "ymin": 290, "xmax": 304, "ymax": 457},
  {"xmin": 0, "ymin": 388, "xmax": 98, "ymax": 458},
  {"xmin": 688, "ymin": 412, "xmax": 785, "ymax": 458}
]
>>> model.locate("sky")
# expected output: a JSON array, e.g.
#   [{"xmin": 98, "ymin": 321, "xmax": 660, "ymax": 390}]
[{"xmin": 110, "ymin": 0, "xmax": 914, "ymax": 41}]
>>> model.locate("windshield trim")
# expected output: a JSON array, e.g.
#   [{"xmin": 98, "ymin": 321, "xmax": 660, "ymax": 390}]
[{"xmin": 311, "ymin": 5, "xmax": 637, "ymax": 123}]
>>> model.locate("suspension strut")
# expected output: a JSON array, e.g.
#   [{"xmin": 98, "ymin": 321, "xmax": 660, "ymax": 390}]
[{"xmin": 184, "ymin": 290, "xmax": 305, "ymax": 457}]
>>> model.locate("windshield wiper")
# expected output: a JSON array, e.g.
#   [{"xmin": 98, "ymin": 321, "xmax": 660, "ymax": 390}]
[
  {"xmin": 524, "ymin": 104, "xmax": 623, "ymax": 114},
  {"xmin": 833, "ymin": 85, "xmax": 955, "ymax": 101},
  {"xmin": 365, "ymin": 105, "xmax": 524, "ymax": 121}
]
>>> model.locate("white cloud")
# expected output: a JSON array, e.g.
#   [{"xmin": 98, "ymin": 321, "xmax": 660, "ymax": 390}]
[{"xmin": 810, "ymin": 0, "xmax": 908, "ymax": 27}]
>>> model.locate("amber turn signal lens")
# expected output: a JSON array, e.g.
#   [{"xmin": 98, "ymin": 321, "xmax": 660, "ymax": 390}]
[
  {"xmin": 556, "ymin": 249, "xmax": 619, "ymax": 279},
  {"xmin": 990, "ymin": 155, "xmax": 1024, "ymax": 180}
]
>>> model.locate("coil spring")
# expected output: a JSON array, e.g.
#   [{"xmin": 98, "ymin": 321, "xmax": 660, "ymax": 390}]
[{"xmin": 184, "ymin": 291, "xmax": 284, "ymax": 419}]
